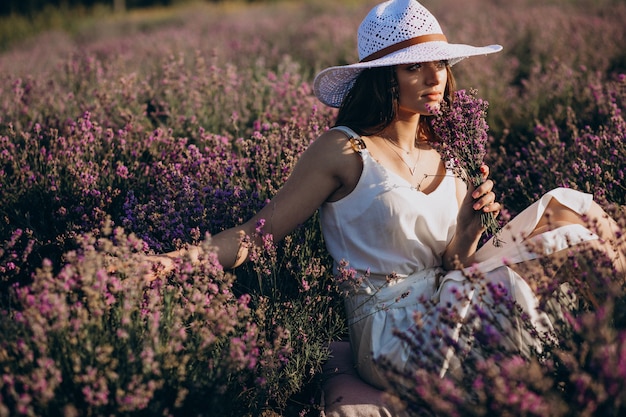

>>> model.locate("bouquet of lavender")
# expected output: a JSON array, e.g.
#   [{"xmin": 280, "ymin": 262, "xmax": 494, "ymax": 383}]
[{"xmin": 429, "ymin": 89, "xmax": 502, "ymax": 246}]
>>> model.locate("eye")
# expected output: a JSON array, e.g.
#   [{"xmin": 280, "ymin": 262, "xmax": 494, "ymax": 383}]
[
  {"xmin": 407, "ymin": 63, "xmax": 423, "ymax": 72},
  {"xmin": 405, "ymin": 61, "xmax": 448, "ymax": 72}
]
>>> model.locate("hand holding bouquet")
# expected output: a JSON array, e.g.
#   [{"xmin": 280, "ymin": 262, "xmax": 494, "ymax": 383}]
[{"xmin": 429, "ymin": 89, "xmax": 503, "ymax": 246}]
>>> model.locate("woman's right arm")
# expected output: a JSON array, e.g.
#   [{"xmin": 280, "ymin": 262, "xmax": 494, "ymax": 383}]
[{"xmin": 148, "ymin": 129, "xmax": 360, "ymax": 274}]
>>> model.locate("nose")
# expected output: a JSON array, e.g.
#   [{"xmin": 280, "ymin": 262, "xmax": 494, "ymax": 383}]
[{"xmin": 423, "ymin": 63, "xmax": 445, "ymax": 86}]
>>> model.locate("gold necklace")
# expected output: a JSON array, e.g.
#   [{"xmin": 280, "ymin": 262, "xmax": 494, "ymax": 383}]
[{"xmin": 382, "ymin": 138, "xmax": 420, "ymax": 176}]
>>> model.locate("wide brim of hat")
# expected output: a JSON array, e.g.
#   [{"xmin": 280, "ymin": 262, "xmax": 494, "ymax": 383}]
[{"xmin": 313, "ymin": 41, "xmax": 503, "ymax": 108}]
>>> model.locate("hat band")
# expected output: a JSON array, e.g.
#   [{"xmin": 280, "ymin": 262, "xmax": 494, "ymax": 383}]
[{"xmin": 360, "ymin": 33, "xmax": 448, "ymax": 63}]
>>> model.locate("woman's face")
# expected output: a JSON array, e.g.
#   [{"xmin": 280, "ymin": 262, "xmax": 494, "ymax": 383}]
[{"xmin": 395, "ymin": 61, "xmax": 448, "ymax": 116}]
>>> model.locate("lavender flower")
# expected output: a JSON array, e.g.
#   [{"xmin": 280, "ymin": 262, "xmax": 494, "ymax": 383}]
[
  {"xmin": 0, "ymin": 1, "xmax": 625, "ymax": 415},
  {"xmin": 429, "ymin": 89, "xmax": 503, "ymax": 246}
]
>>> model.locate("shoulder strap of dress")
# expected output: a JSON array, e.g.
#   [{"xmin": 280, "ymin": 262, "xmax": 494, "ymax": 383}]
[{"xmin": 330, "ymin": 126, "xmax": 367, "ymax": 152}]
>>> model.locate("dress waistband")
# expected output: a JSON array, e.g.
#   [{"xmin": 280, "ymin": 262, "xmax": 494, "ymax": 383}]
[{"xmin": 344, "ymin": 268, "xmax": 442, "ymax": 321}]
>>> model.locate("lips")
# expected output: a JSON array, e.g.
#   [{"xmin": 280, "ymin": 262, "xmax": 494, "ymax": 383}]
[{"xmin": 422, "ymin": 92, "xmax": 442, "ymax": 100}]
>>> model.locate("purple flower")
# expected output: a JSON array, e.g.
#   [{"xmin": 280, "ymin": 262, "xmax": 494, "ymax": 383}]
[{"xmin": 429, "ymin": 89, "xmax": 502, "ymax": 245}]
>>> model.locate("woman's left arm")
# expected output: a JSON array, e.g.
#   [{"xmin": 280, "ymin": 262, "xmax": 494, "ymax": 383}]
[{"xmin": 442, "ymin": 169, "xmax": 500, "ymax": 270}]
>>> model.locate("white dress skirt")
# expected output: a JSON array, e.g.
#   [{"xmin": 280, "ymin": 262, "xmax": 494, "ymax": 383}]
[{"xmin": 320, "ymin": 137, "xmax": 598, "ymax": 390}]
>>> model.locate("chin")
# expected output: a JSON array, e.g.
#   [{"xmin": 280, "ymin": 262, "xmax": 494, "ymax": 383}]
[{"xmin": 418, "ymin": 104, "xmax": 439, "ymax": 116}]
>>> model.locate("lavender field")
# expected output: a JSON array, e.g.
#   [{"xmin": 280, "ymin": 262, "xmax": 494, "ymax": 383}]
[{"xmin": 0, "ymin": 0, "xmax": 625, "ymax": 416}]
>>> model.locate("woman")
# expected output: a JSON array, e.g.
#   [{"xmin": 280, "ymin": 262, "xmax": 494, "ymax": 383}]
[{"xmin": 150, "ymin": 0, "xmax": 625, "ymax": 413}]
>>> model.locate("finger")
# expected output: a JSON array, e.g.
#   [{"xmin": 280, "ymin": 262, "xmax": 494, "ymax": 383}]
[
  {"xmin": 145, "ymin": 272, "xmax": 159, "ymax": 282},
  {"xmin": 473, "ymin": 193, "xmax": 494, "ymax": 210},
  {"xmin": 482, "ymin": 201, "xmax": 502, "ymax": 213},
  {"xmin": 144, "ymin": 261, "xmax": 166, "ymax": 282},
  {"xmin": 472, "ymin": 178, "xmax": 495, "ymax": 199},
  {"xmin": 479, "ymin": 164, "xmax": 490, "ymax": 179},
  {"xmin": 473, "ymin": 187, "xmax": 499, "ymax": 210}
]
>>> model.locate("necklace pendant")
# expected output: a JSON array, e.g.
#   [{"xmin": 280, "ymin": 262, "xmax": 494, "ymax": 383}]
[{"xmin": 381, "ymin": 137, "xmax": 420, "ymax": 177}]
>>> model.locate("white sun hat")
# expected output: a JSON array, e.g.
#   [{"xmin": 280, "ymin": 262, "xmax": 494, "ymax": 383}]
[{"xmin": 313, "ymin": 0, "xmax": 503, "ymax": 108}]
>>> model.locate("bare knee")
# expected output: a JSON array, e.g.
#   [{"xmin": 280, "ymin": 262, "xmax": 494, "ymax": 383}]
[
  {"xmin": 523, "ymin": 199, "xmax": 625, "ymax": 286},
  {"xmin": 528, "ymin": 199, "xmax": 586, "ymax": 239},
  {"xmin": 322, "ymin": 341, "xmax": 407, "ymax": 417}
]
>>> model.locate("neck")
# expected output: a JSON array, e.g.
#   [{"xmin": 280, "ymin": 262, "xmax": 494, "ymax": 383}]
[{"xmin": 380, "ymin": 118, "xmax": 424, "ymax": 150}]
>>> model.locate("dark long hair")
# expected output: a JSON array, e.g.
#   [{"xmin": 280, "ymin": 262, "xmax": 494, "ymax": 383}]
[{"xmin": 334, "ymin": 65, "xmax": 456, "ymax": 139}]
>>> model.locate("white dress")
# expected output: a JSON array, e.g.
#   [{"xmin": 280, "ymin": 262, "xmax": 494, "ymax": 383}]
[{"xmin": 319, "ymin": 127, "xmax": 599, "ymax": 390}]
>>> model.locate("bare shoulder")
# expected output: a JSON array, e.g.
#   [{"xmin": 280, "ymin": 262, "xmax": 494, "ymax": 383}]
[
  {"xmin": 238, "ymin": 128, "xmax": 363, "ymax": 242},
  {"xmin": 307, "ymin": 128, "xmax": 362, "ymax": 156},
  {"xmin": 300, "ymin": 128, "xmax": 363, "ymax": 201},
  {"xmin": 297, "ymin": 128, "xmax": 360, "ymax": 167}
]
